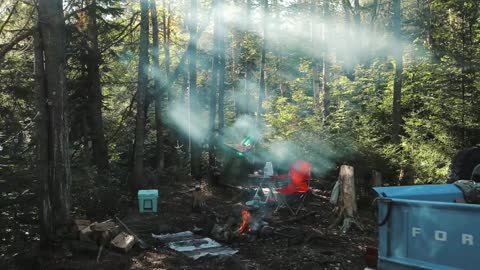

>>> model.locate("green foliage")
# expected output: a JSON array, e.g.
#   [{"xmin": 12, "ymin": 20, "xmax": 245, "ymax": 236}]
[{"xmin": 1, "ymin": 0, "xmax": 480, "ymax": 186}]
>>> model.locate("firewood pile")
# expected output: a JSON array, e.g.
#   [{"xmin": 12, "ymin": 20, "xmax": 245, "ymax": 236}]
[{"xmin": 71, "ymin": 216, "xmax": 145, "ymax": 260}]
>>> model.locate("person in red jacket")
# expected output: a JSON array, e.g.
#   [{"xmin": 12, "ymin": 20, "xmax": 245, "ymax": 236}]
[{"xmin": 271, "ymin": 160, "xmax": 312, "ymax": 195}]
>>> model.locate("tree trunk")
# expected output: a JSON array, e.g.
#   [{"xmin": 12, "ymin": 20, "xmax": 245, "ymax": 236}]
[
  {"xmin": 339, "ymin": 165, "xmax": 357, "ymax": 233},
  {"xmin": 151, "ymin": 0, "xmax": 165, "ymax": 172},
  {"xmin": 331, "ymin": 165, "xmax": 361, "ymax": 234},
  {"xmin": 162, "ymin": 0, "xmax": 172, "ymax": 101},
  {"xmin": 34, "ymin": 23, "xmax": 52, "ymax": 243},
  {"xmin": 208, "ymin": 0, "xmax": 220, "ymax": 182},
  {"xmin": 321, "ymin": 0, "xmax": 330, "ymax": 122},
  {"xmin": 340, "ymin": 165, "xmax": 357, "ymax": 217},
  {"xmin": 189, "ymin": 0, "xmax": 201, "ymax": 181},
  {"xmin": 217, "ymin": 1, "xmax": 226, "ymax": 146},
  {"xmin": 353, "ymin": 0, "xmax": 360, "ymax": 27},
  {"xmin": 391, "ymin": 0, "xmax": 403, "ymax": 144},
  {"xmin": 231, "ymin": 1, "xmax": 240, "ymax": 118},
  {"xmin": 371, "ymin": 170, "xmax": 382, "ymax": 187},
  {"xmin": 133, "ymin": 0, "xmax": 149, "ymax": 189},
  {"xmin": 86, "ymin": 0, "xmax": 109, "ymax": 177},
  {"xmin": 37, "ymin": 0, "xmax": 72, "ymax": 243},
  {"xmin": 243, "ymin": 0, "xmax": 252, "ymax": 116},
  {"xmin": 258, "ymin": 0, "xmax": 267, "ymax": 117},
  {"xmin": 311, "ymin": 0, "xmax": 320, "ymax": 108},
  {"xmin": 340, "ymin": 0, "xmax": 357, "ymax": 79}
]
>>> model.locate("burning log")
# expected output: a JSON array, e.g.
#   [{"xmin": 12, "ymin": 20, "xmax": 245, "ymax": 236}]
[{"xmin": 237, "ymin": 209, "xmax": 251, "ymax": 234}]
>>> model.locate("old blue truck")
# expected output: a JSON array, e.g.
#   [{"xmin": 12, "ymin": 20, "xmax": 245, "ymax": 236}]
[
  {"xmin": 371, "ymin": 183, "xmax": 479, "ymax": 270},
  {"xmin": 366, "ymin": 145, "xmax": 480, "ymax": 269}
]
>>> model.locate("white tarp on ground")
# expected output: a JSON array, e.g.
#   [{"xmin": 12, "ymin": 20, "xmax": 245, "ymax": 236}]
[{"xmin": 152, "ymin": 231, "xmax": 238, "ymax": 260}]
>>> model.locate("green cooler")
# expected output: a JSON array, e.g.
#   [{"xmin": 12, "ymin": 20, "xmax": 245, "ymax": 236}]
[{"xmin": 138, "ymin": 189, "xmax": 158, "ymax": 213}]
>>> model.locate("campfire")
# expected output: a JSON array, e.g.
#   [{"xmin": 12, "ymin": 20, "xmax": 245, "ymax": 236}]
[
  {"xmin": 238, "ymin": 209, "xmax": 252, "ymax": 234},
  {"xmin": 211, "ymin": 205, "xmax": 274, "ymax": 242}
]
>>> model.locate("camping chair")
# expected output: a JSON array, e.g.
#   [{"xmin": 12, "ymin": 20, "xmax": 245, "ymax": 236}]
[
  {"xmin": 225, "ymin": 135, "xmax": 255, "ymax": 157},
  {"xmin": 271, "ymin": 160, "xmax": 312, "ymax": 216}
]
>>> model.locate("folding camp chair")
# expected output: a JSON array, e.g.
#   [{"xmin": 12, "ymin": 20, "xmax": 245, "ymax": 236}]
[
  {"xmin": 271, "ymin": 160, "xmax": 312, "ymax": 216},
  {"xmin": 224, "ymin": 135, "xmax": 255, "ymax": 157}
]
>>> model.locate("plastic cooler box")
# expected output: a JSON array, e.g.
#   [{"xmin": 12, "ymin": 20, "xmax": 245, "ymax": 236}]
[
  {"xmin": 138, "ymin": 189, "xmax": 158, "ymax": 213},
  {"xmin": 373, "ymin": 184, "xmax": 480, "ymax": 270}
]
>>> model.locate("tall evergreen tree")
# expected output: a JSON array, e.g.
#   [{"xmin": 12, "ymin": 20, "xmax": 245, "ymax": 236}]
[
  {"xmin": 217, "ymin": 0, "xmax": 226, "ymax": 144},
  {"xmin": 86, "ymin": 0, "xmax": 110, "ymax": 176},
  {"xmin": 133, "ymin": 0, "xmax": 149, "ymax": 188},
  {"xmin": 209, "ymin": 0, "xmax": 220, "ymax": 182},
  {"xmin": 321, "ymin": 0, "xmax": 331, "ymax": 122},
  {"xmin": 151, "ymin": 0, "xmax": 165, "ymax": 172},
  {"xmin": 258, "ymin": 0, "xmax": 268, "ymax": 116},
  {"xmin": 162, "ymin": 0, "xmax": 172, "ymax": 101},
  {"xmin": 391, "ymin": 0, "xmax": 403, "ymax": 143},
  {"xmin": 312, "ymin": 0, "xmax": 320, "ymax": 108},
  {"xmin": 36, "ymin": 0, "xmax": 72, "ymax": 244},
  {"xmin": 189, "ymin": 0, "xmax": 201, "ymax": 181}
]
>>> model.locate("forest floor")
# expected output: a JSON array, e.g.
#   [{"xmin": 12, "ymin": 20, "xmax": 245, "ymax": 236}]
[{"xmin": 0, "ymin": 170, "xmax": 377, "ymax": 270}]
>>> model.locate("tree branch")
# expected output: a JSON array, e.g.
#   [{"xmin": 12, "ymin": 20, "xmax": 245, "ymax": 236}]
[
  {"xmin": 0, "ymin": 0, "xmax": 20, "ymax": 36},
  {"xmin": 163, "ymin": 8, "xmax": 212, "ymax": 93},
  {"xmin": 0, "ymin": 29, "xmax": 33, "ymax": 62}
]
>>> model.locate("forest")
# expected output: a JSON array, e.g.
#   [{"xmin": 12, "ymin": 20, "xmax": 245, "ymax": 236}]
[{"xmin": 1, "ymin": 0, "xmax": 479, "ymax": 269}]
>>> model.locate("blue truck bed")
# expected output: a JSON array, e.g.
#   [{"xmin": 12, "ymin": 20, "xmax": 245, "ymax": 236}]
[{"xmin": 373, "ymin": 184, "xmax": 479, "ymax": 270}]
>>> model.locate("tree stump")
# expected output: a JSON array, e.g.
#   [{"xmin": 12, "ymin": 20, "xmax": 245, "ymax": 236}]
[
  {"xmin": 341, "ymin": 165, "xmax": 356, "ymax": 217},
  {"xmin": 330, "ymin": 165, "xmax": 362, "ymax": 233}
]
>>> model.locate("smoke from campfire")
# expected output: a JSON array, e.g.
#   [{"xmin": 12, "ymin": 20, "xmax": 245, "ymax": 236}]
[{"xmin": 162, "ymin": 2, "xmax": 370, "ymax": 179}]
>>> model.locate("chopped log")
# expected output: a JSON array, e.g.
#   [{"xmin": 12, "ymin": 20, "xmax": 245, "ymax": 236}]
[
  {"xmin": 73, "ymin": 219, "xmax": 91, "ymax": 228},
  {"xmin": 95, "ymin": 225, "xmax": 120, "ymax": 246},
  {"xmin": 110, "ymin": 232, "xmax": 136, "ymax": 253},
  {"xmin": 79, "ymin": 222, "xmax": 97, "ymax": 242},
  {"xmin": 71, "ymin": 219, "xmax": 91, "ymax": 239},
  {"xmin": 115, "ymin": 216, "xmax": 149, "ymax": 249},
  {"xmin": 91, "ymin": 220, "xmax": 116, "ymax": 232}
]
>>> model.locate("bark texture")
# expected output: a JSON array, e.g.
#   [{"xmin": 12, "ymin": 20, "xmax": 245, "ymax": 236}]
[
  {"xmin": 133, "ymin": 0, "xmax": 149, "ymax": 189},
  {"xmin": 86, "ymin": 0, "xmax": 109, "ymax": 176},
  {"xmin": 37, "ymin": 0, "xmax": 72, "ymax": 243},
  {"xmin": 189, "ymin": 0, "xmax": 201, "ymax": 180},
  {"xmin": 151, "ymin": 0, "xmax": 165, "ymax": 172}
]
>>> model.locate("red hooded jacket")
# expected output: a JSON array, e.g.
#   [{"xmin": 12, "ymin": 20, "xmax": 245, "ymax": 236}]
[{"xmin": 273, "ymin": 160, "xmax": 312, "ymax": 194}]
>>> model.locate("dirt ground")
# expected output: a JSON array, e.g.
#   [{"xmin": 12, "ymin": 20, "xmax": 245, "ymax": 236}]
[{"xmin": 0, "ymin": 174, "xmax": 377, "ymax": 270}]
